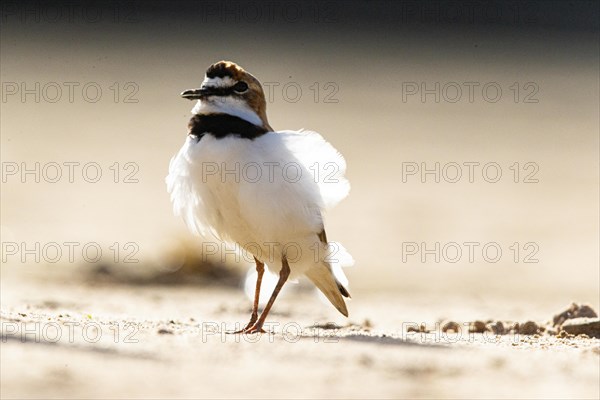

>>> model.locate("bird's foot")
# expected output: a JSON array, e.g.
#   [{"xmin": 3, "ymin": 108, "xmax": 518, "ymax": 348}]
[
  {"xmin": 226, "ymin": 326, "xmax": 266, "ymax": 335},
  {"xmin": 244, "ymin": 323, "xmax": 267, "ymax": 334},
  {"xmin": 226, "ymin": 318, "xmax": 257, "ymax": 334}
]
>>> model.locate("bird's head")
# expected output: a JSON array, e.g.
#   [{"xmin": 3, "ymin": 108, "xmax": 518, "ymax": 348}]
[{"xmin": 181, "ymin": 61, "xmax": 271, "ymax": 131}]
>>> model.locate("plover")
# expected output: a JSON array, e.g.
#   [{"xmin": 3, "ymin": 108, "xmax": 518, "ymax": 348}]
[{"xmin": 167, "ymin": 61, "xmax": 351, "ymax": 333}]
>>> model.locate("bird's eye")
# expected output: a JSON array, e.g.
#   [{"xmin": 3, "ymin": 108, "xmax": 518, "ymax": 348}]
[{"xmin": 233, "ymin": 81, "xmax": 248, "ymax": 93}]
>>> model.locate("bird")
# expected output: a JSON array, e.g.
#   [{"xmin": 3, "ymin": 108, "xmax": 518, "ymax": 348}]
[{"xmin": 166, "ymin": 61, "xmax": 351, "ymax": 334}]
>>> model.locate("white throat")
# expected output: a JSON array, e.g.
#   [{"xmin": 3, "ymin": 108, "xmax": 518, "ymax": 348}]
[{"xmin": 191, "ymin": 97, "xmax": 262, "ymax": 126}]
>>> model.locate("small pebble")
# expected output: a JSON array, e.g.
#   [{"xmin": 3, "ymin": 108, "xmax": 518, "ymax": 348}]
[
  {"xmin": 561, "ymin": 317, "xmax": 600, "ymax": 338},
  {"xmin": 442, "ymin": 321, "xmax": 460, "ymax": 333},
  {"xmin": 489, "ymin": 321, "xmax": 505, "ymax": 335},
  {"xmin": 553, "ymin": 303, "xmax": 598, "ymax": 327},
  {"xmin": 469, "ymin": 320, "xmax": 488, "ymax": 333},
  {"xmin": 518, "ymin": 321, "xmax": 539, "ymax": 335}
]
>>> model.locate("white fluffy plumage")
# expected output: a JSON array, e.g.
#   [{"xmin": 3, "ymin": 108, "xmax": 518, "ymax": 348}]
[{"xmin": 166, "ymin": 128, "xmax": 350, "ymax": 279}]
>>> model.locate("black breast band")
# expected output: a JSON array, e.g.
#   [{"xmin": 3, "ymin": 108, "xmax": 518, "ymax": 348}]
[{"xmin": 188, "ymin": 113, "xmax": 268, "ymax": 140}]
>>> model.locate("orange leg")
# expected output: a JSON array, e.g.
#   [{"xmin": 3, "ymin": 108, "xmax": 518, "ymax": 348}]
[
  {"xmin": 230, "ymin": 258, "xmax": 264, "ymax": 334},
  {"xmin": 245, "ymin": 255, "xmax": 290, "ymax": 334}
]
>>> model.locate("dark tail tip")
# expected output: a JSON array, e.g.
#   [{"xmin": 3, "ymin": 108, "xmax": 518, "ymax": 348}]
[{"xmin": 337, "ymin": 282, "xmax": 351, "ymax": 298}]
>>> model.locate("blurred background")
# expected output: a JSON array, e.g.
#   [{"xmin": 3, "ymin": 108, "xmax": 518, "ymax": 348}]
[
  {"xmin": 2, "ymin": 1, "xmax": 599, "ymax": 398},
  {"xmin": 1, "ymin": 0, "xmax": 598, "ymax": 316}
]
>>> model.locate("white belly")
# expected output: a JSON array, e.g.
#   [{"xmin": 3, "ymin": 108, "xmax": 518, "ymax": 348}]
[{"xmin": 167, "ymin": 130, "xmax": 350, "ymax": 277}]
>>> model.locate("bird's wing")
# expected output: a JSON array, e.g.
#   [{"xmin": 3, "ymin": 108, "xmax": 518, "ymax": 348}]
[
  {"xmin": 278, "ymin": 129, "xmax": 350, "ymax": 210},
  {"xmin": 275, "ymin": 130, "xmax": 352, "ymax": 315}
]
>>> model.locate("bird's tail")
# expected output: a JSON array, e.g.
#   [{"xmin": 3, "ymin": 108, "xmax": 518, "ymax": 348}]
[{"xmin": 305, "ymin": 262, "xmax": 351, "ymax": 317}]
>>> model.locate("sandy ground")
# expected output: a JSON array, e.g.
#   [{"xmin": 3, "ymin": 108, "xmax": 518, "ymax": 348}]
[
  {"xmin": 1, "ymin": 265, "xmax": 599, "ymax": 399},
  {"xmin": 1, "ymin": 3, "xmax": 599, "ymax": 398}
]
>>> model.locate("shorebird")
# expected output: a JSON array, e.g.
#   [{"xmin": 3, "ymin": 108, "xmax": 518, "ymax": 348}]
[{"xmin": 167, "ymin": 61, "xmax": 351, "ymax": 333}]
